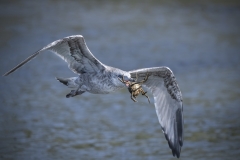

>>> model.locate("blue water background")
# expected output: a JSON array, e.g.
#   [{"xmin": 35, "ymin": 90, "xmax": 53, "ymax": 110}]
[{"xmin": 0, "ymin": 1, "xmax": 239, "ymax": 159}]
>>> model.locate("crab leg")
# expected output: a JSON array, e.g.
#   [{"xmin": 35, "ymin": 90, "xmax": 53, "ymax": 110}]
[
  {"xmin": 131, "ymin": 92, "xmax": 137, "ymax": 102},
  {"xmin": 142, "ymin": 91, "xmax": 151, "ymax": 104},
  {"xmin": 118, "ymin": 77, "xmax": 124, "ymax": 83},
  {"xmin": 136, "ymin": 73, "xmax": 149, "ymax": 85},
  {"xmin": 135, "ymin": 73, "xmax": 138, "ymax": 82}
]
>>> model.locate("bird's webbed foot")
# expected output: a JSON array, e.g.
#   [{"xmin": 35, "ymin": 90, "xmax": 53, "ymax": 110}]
[{"xmin": 66, "ymin": 90, "xmax": 85, "ymax": 98}]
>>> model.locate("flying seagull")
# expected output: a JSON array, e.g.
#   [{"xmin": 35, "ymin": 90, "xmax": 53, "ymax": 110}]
[{"xmin": 3, "ymin": 35, "xmax": 183, "ymax": 158}]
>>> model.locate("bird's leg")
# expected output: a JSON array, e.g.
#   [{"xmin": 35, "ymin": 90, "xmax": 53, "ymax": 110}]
[
  {"xmin": 131, "ymin": 92, "xmax": 137, "ymax": 102},
  {"xmin": 66, "ymin": 90, "xmax": 85, "ymax": 98},
  {"xmin": 66, "ymin": 85, "xmax": 84, "ymax": 98},
  {"xmin": 142, "ymin": 90, "xmax": 151, "ymax": 104},
  {"xmin": 66, "ymin": 90, "xmax": 76, "ymax": 98}
]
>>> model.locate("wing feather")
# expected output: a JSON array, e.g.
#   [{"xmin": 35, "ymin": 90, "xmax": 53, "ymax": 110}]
[
  {"xmin": 129, "ymin": 67, "xmax": 183, "ymax": 158},
  {"xmin": 3, "ymin": 35, "xmax": 105, "ymax": 76}
]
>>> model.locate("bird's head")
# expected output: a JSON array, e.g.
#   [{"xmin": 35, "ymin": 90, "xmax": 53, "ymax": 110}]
[{"xmin": 118, "ymin": 74, "xmax": 135, "ymax": 87}]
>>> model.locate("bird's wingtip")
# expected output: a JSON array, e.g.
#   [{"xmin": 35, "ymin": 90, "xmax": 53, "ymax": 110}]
[{"xmin": 2, "ymin": 71, "xmax": 10, "ymax": 76}]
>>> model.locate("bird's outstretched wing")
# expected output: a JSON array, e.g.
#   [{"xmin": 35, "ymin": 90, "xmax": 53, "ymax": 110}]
[
  {"xmin": 129, "ymin": 67, "xmax": 183, "ymax": 158},
  {"xmin": 3, "ymin": 35, "xmax": 106, "ymax": 76}
]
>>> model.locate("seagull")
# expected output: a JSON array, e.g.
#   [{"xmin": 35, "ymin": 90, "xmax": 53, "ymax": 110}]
[{"xmin": 3, "ymin": 35, "xmax": 184, "ymax": 158}]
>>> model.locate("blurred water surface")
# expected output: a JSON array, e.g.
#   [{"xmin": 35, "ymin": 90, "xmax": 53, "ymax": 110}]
[{"xmin": 0, "ymin": 0, "xmax": 240, "ymax": 160}]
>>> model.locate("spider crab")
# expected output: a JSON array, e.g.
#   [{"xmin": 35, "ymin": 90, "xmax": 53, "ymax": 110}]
[{"xmin": 118, "ymin": 73, "xmax": 150, "ymax": 103}]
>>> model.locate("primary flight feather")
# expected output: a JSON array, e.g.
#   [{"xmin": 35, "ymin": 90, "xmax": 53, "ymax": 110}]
[{"xmin": 3, "ymin": 35, "xmax": 183, "ymax": 158}]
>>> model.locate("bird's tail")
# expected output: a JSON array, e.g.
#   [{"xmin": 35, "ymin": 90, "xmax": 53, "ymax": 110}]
[{"xmin": 56, "ymin": 77, "xmax": 78, "ymax": 88}]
